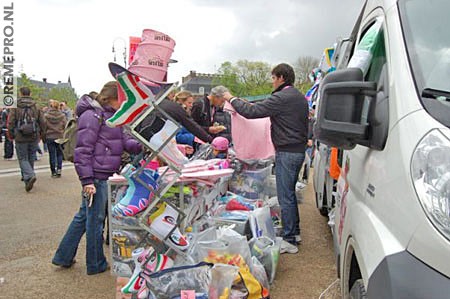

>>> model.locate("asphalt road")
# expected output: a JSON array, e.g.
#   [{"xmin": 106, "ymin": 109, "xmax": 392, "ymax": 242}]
[{"xmin": 0, "ymin": 149, "xmax": 339, "ymax": 299}]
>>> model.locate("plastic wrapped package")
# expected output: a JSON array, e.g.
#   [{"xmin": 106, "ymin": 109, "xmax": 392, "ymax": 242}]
[
  {"xmin": 211, "ymin": 212, "xmax": 251, "ymax": 237},
  {"xmin": 196, "ymin": 235, "xmax": 252, "ymax": 271},
  {"xmin": 111, "ymin": 229, "xmax": 149, "ymax": 276},
  {"xmin": 249, "ymin": 237, "xmax": 282, "ymax": 284},
  {"xmin": 209, "ymin": 264, "xmax": 239, "ymax": 299},
  {"xmin": 187, "ymin": 227, "xmax": 218, "ymax": 262},
  {"xmin": 249, "ymin": 207, "xmax": 276, "ymax": 240},
  {"xmin": 264, "ymin": 175, "xmax": 277, "ymax": 198},
  {"xmin": 229, "ymin": 166, "xmax": 272, "ymax": 199},
  {"xmin": 216, "ymin": 192, "xmax": 262, "ymax": 212},
  {"xmin": 249, "ymin": 257, "xmax": 270, "ymax": 291},
  {"xmin": 145, "ymin": 262, "xmax": 213, "ymax": 299}
]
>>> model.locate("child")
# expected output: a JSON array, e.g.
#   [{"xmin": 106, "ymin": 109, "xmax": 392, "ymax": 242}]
[{"xmin": 211, "ymin": 136, "xmax": 229, "ymax": 159}]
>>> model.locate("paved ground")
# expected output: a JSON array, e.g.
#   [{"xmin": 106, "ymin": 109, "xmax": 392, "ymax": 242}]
[{"xmin": 0, "ymin": 141, "xmax": 340, "ymax": 298}]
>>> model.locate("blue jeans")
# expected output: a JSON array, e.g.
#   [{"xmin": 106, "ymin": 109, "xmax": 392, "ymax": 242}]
[
  {"xmin": 275, "ymin": 151, "xmax": 305, "ymax": 244},
  {"xmin": 47, "ymin": 139, "xmax": 63, "ymax": 173},
  {"xmin": 52, "ymin": 179, "xmax": 108, "ymax": 274},
  {"xmin": 15, "ymin": 142, "xmax": 37, "ymax": 181}
]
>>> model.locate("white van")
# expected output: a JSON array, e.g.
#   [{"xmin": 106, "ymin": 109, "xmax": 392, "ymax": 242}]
[{"xmin": 314, "ymin": 0, "xmax": 450, "ymax": 297}]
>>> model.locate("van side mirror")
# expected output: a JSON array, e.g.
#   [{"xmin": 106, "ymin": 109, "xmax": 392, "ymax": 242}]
[{"xmin": 314, "ymin": 68, "xmax": 377, "ymax": 149}]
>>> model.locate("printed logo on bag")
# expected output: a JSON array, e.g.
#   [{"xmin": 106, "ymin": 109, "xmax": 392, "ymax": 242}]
[
  {"xmin": 148, "ymin": 56, "xmax": 164, "ymax": 67},
  {"xmin": 162, "ymin": 215, "xmax": 176, "ymax": 225},
  {"xmin": 169, "ymin": 234, "xmax": 188, "ymax": 247},
  {"xmin": 154, "ymin": 33, "xmax": 171, "ymax": 42}
]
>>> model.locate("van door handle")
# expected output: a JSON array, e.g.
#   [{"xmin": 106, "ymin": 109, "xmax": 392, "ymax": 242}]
[{"xmin": 366, "ymin": 184, "xmax": 375, "ymax": 197}]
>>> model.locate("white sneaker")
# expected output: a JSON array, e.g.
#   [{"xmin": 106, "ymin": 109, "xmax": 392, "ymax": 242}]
[
  {"xmin": 295, "ymin": 181, "xmax": 306, "ymax": 191},
  {"xmin": 280, "ymin": 240, "xmax": 299, "ymax": 254},
  {"xmin": 295, "ymin": 235, "xmax": 302, "ymax": 243}
]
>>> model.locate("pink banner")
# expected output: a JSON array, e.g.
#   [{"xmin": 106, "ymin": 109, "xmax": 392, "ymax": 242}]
[{"xmin": 128, "ymin": 36, "xmax": 141, "ymax": 66}]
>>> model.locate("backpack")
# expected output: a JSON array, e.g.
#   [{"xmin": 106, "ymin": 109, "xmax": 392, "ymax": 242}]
[
  {"xmin": 17, "ymin": 107, "xmax": 38, "ymax": 137},
  {"xmin": 57, "ymin": 118, "xmax": 77, "ymax": 162},
  {"xmin": 57, "ymin": 113, "xmax": 104, "ymax": 162}
]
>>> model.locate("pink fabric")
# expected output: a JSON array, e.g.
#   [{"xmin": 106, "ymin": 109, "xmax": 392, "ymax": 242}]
[
  {"xmin": 224, "ymin": 102, "xmax": 275, "ymax": 159},
  {"xmin": 140, "ymin": 159, "xmax": 160, "ymax": 170},
  {"xmin": 177, "ymin": 144, "xmax": 187, "ymax": 156},
  {"xmin": 194, "ymin": 136, "xmax": 205, "ymax": 144}
]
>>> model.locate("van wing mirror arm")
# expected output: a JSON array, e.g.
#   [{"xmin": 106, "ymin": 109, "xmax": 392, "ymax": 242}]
[{"xmin": 322, "ymin": 81, "xmax": 377, "ymax": 97}]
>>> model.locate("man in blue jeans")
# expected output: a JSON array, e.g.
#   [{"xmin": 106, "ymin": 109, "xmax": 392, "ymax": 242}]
[
  {"xmin": 7, "ymin": 87, "xmax": 46, "ymax": 191},
  {"xmin": 223, "ymin": 63, "xmax": 309, "ymax": 254}
]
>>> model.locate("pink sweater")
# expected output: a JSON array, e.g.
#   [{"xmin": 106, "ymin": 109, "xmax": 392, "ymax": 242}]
[{"xmin": 224, "ymin": 102, "xmax": 275, "ymax": 160}]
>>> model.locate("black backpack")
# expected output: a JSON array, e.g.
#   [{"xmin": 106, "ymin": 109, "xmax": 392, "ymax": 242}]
[{"xmin": 16, "ymin": 107, "xmax": 38, "ymax": 137}]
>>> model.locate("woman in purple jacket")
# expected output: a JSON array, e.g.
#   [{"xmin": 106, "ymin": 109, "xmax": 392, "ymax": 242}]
[{"xmin": 52, "ymin": 81, "xmax": 142, "ymax": 275}]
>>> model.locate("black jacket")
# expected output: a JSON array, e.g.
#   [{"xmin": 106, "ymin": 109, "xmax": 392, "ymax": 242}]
[
  {"xmin": 137, "ymin": 99, "xmax": 213, "ymax": 143},
  {"xmin": 191, "ymin": 95, "xmax": 212, "ymax": 132},
  {"xmin": 230, "ymin": 85, "xmax": 308, "ymax": 153},
  {"xmin": 212, "ymin": 106, "xmax": 232, "ymax": 142}
]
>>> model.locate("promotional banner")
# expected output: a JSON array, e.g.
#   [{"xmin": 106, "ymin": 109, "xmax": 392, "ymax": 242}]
[{"xmin": 128, "ymin": 36, "xmax": 141, "ymax": 66}]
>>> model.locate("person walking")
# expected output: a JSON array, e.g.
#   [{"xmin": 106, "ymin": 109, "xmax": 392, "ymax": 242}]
[
  {"xmin": 2, "ymin": 108, "xmax": 14, "ymax": 160},
  {"xmin": 52, "ymin": 81, "xmax": 142, "ymax": 275},
  {"xmin": 60, "ymin": 101, "xmax": 73, "ymax": 120},
  {"xmin": 7, "ymin": 87, "xmax": 46, "ymax": 191},
  {"xmin": 223, "ymin": 63, "xmax": 309, "ymax": 254},
  {"xmin": 44, "ymin": 99, "xmax": 66, "ymax": 177}
]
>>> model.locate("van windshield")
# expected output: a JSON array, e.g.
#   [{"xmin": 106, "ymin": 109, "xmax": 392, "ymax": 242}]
[{"xmin": 399, "ymin": 0, "xmax": 450, "ymax": 127}]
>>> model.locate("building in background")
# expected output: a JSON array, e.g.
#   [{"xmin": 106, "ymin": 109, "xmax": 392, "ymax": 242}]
[
  {"xmin": 16, "ymin": 75, "xmax": 77, "ymax": 108},
  {"xmin": 26, "ymin": 77, "xmax": 73, "ymax": 99},
  {"xmin": 180, "ymin": 71, "xmax": 221, "ymax": 97}
]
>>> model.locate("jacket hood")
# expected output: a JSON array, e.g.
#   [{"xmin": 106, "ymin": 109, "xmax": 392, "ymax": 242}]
[
  {"xmin": 46, "ymin": 108, "xmax": 65, "ymax": 124},
  {"xmin": 17, "ymin": 97, "xmax": 37, "ymax": 109},
  {"xmin": 76, "ymin": 94, "xmax": 104, "ymax": 117}
]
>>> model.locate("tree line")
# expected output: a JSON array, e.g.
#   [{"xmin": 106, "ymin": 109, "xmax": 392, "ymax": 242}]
[{"xmin": 212, "ymin": 56, "xmax": 320, "ymax": 97}]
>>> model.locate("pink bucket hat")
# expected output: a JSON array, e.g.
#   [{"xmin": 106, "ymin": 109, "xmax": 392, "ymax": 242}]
[{"xmin": 211, "ymin": 137, "xmax": 229, "ymax": 151}]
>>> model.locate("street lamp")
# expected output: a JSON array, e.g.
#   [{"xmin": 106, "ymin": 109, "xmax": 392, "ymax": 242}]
[{"xmin": 112, "ymin": 37, "xmax": 127, "ymax": 68}]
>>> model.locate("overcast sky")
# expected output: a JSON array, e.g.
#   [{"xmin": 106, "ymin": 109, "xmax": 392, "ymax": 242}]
[{"xmin": 14, "ymin": 0, "xmax": 364, "ymax": 96}]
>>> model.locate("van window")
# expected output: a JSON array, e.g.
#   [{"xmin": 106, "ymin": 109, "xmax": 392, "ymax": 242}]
[
  {"xmin": 365, "ymin": 30, "xmax": 386, "ymax": 82},
  {"xmin": 347, "ymin": 17, "xmax": 384, "ymax": 78},
  {"xmin": 399, "ymin": 0, "xmax": 450, "ymax": 127},
  {"xmin": 349, "ymin": 19, "xmax": 386, "ymax": 125}
]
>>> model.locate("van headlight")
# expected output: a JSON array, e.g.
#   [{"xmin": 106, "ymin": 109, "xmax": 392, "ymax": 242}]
[{"xmin": 411, "ymin": 129, "xmax": 450, "ymax": 240}]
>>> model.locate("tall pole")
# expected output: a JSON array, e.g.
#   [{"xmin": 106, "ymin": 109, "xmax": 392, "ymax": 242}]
[{"xmin": 112, "ymin": 37, "xmax": 127, "ymax": 68}]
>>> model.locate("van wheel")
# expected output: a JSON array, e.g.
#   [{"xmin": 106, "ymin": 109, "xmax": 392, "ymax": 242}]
[{"xmin": 349, "ymin": 279, "xmax": 367, "ymax": 299}]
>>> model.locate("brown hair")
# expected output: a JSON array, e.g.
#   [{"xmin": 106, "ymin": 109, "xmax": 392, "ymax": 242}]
[
  {"xmin": 174, "ymin": 91, "xmax": 193, "ymax": 104},
  {"xmin": 88, "ymin": 91, "xmax": 98, "ymax": 99},
  {"xmin": 97, "ymin": 81, "xmax": 118, "ymax": 107},
  {"xmin": 49, "ymin": 99, "xmax": 60, "ymax": 109}
]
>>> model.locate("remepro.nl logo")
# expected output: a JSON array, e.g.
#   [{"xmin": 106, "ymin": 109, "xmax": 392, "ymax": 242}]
[{"xmin": 1, "ymin": 2, "xmax": 16, "ymax": 108}]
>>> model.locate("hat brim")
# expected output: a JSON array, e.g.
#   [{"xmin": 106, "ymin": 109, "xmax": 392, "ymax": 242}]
[{"xmin": 108, "ymin": 62, "xmax": 177, "ymax": 101}]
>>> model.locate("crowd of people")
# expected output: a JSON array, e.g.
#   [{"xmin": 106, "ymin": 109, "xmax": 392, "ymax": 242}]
[
  {"xmin": 5, "ymin": 62, "xmax": 311, "ymax": 275},
  {"xmin": 3, "ymin": 87, "xmax": 73, "ymax": 190}
]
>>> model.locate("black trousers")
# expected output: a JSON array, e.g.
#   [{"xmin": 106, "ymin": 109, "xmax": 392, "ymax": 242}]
[{"xmin": 4, "ymin": 137, "xmax": 13, "ymax": 158}]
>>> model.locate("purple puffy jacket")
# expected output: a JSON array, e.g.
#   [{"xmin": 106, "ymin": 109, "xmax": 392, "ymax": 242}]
[{"xmin": 74, "ymin": 95, "xmax": 141, "ymax": 186}]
